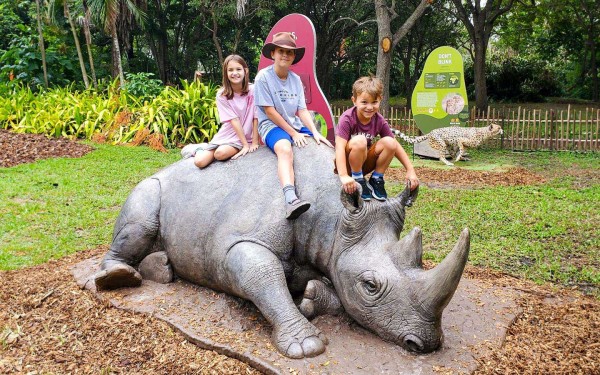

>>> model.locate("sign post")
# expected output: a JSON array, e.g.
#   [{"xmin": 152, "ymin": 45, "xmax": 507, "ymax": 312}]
[{"xmin": 411, "ymin": 46, "xmax": 469, "ymax": 158}]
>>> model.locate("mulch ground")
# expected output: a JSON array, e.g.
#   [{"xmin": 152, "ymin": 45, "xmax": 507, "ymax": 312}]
[{"xmin": 1, "ymin": 130, "xmax": 598, "ymax": 374}]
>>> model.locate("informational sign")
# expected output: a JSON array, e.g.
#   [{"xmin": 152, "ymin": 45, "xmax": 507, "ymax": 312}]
[{"xmin": 411, "ymin": 46, "xmax": 469, "ymax": 135}]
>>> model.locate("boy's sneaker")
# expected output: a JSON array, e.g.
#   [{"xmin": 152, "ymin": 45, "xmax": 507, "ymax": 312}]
[
  {"xmin": 355, "ymin": 178, "xmax": 372, "ymax": 201},
  {"xmin": 368, "ymin": 177, "xmax": 387, "ymax": 201}
]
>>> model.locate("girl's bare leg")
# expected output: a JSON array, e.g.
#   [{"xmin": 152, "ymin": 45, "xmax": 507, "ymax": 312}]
[{"xmin": 194, "ymin": 149, "xmax": 216, "ymax": 168}]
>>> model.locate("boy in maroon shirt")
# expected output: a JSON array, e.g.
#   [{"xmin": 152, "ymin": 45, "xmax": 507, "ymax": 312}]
[{"xmin": 335, "ymin": 76, "xmax": 419, "ymax": 200}]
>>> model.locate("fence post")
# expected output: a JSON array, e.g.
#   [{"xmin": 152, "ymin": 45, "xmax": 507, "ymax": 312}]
[
  {"xmin": 500, "ymin": 110, "xmax": 505, "ymax": 149},
  {"xmin": 550, "ymin": 109, "xmax": 555, "ymax": 151}
]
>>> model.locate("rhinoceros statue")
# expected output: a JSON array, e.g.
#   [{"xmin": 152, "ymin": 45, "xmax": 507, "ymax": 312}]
[{"xmin": 94, "ymin": 142, "xmax": 469, "ymax": 359}]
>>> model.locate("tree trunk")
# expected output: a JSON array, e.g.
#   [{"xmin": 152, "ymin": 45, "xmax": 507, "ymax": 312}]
[
  {"xmin": 374, "ymin": 0, "xmax": 393, "ymax": 117},
  {"xmin": 112, "ymin": 27, "xmax": 125, "ymax": 87},
  {"xmin": 210, "ymin": 9, "xmax": 224, "ymax": 67},
  {"xmin": 35, "ymin": 0, "xmax": 48, "ymax": 88},
  {"xmin": 82, "ymin": 1, "xmax": 97, "ymax": 88},
  {"xmin": 65, "ymin": 1, "xmax": 90, "ymax": 89},
  {"xmin": 473, "ymin": 34, "xmax": 488, "ymax": 111},
  {"xmin": 588, "ymin": 30, "xmax": 598, "ymax": 101},
  {"xmin": 375, "ymin": 0, "xmax": 431, "ymax": 116}
]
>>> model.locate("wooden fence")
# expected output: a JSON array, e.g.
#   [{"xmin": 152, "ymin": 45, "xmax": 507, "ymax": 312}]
[{"xmin": 330, "ymin": 105, "xmax": 600, "ymax": 152}]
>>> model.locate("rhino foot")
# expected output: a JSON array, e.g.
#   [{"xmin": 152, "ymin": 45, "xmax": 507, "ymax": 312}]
[
  {"xmin": 273, "ymin": 319, "xmax": 328, "ymax": 359},
  {"xmin": 299, "ymin": 279, "xmax": 343, "ymax": 319},
  {"xmin": 94, "ymin": 263, "xmax": 142, "ymax": 290}
]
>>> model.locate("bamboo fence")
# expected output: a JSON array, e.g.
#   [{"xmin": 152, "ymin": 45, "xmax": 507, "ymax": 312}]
[{"xmin": 330, "ymin": 105, "xmax": 600, "ymax": 151}]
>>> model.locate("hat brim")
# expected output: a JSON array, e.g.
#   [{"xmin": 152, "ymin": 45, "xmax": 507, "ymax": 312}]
[{"xmin": 261, "ymin": 43, "xmax": 305, "ymax": 65}]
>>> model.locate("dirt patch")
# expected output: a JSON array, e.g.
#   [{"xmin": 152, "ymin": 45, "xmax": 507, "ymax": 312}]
[
  {"xmin": 387, "ymin": 166, "xmax": 546, "ymax": 188},
  {"xmin": 0, "ymin": 247, "xmax": 259, "ymax": 374},
  {"xmin": 1, "ymin": 249, "xmax": 598, "ymax": 374},
  {"xmin": 0, "ymin": 129, "xmax": 93, "ymax": 168}
]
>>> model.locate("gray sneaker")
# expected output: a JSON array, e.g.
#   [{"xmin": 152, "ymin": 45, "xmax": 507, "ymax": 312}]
[
  {"xmin": 286, "ymin": 199, "xmax": 311, "ymax": 220},
  {"xmin": 181, "ymin": 143, "xmax": 205, "ymax": 159}
]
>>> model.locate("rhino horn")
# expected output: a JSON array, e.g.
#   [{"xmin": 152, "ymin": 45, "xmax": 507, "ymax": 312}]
[
  {"xmin": 390, "ymin": 227, "xmax": 423, "ymax": 268},
  {"xmin": 420, "ymin": 228, "xmax": 470, "ymax": 315},
  {"xmin": 390, "ymin": 181, "xmax": 419, "ymax": 208}
]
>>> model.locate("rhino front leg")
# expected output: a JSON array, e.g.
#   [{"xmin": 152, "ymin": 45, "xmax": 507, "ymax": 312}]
[
  {"xmin": 95, "ymin": 178, "xmax": 161, "ymax": 290},
  {"xmin": 298, "ymin": 279, "xmax": 344, "ymax": 319},
  {"xmin": 225, "ymin": 242, "xmax": 328, "ymax": 358}
]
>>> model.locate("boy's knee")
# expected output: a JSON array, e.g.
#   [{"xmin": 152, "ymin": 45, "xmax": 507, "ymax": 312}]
[
  {"xmin": 348, "ymin": 135, "xmax": 368, "ymax": 150},
  {"xmin": 379, "ymin": 136, "xmax": 398, "ymax": 150},
  {"xmin": 275, "ymin": 140, "xmax": 293, "ymax": 157}
]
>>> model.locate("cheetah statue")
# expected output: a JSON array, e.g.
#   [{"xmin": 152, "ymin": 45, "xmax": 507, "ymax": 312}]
[{"xmin": 394, "ymin": 124, "xmax": 503, "ymax": 166}]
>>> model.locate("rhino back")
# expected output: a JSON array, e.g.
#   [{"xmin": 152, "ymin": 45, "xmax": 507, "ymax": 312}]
[{"xmin": 150, "ymin": 143, "xmax": 341, "ymax": 286}]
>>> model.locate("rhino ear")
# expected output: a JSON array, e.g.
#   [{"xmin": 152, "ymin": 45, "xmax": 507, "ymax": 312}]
[
  {"xmin": 393, "ymin": 181, "xmax": 419, "ymax": 207},
  {"xmin": 340, "ymin": 187, "xmax": 364, "ymax": 212}
]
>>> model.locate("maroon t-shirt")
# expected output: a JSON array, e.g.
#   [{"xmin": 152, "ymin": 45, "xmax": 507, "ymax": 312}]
[{"xmin": 336, "ymin": 107, "xmax": 394, "ymax": 147}]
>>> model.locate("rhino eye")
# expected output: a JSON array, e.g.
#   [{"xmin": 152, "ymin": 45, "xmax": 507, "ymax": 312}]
[{"xmin": 362, "ymin": 280, "xmax": 379, "ymax": 295}]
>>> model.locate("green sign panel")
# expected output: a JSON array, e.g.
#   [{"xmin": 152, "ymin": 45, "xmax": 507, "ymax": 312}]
[{"xmin": 411, "ymin": 46, "xmax": 469, "ymax": 134}]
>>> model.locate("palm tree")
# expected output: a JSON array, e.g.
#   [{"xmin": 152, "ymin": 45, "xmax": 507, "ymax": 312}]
[
  {"xmin": 81, "ymin": 0, "xmax": 98, "ymax": 88},
  {"xmin": 48, "ymin": 0, "xmax": 91, "ymax": 89},
  {"xmin": 35, "ymin": 0, "xmax": 49, "ymax": 88},
  {"xmin": 88, "ymin": 0, "xmax": 145, "ymax": 87}
]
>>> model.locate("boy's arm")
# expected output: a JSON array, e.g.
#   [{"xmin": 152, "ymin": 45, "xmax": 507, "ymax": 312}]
[
  {"xmin": 335, "ymin": 136, "xmax": 357, "ymax": 194},
  {"xmin": 263, "ymin": 106, "xmax": 309, "ymax": 147},
  {"xmin": 393, "ymin": 140, "xmax": 419, "ymax": 190},
  {"xmin": 298, "ymin": 109, "xmax": 333, "ymax": 148}
]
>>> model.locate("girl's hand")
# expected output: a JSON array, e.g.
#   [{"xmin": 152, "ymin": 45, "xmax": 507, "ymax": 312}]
[
  {"xmin": 249, "ymin": 143, "xmax": 259, "ymax": 153},
  {"xmin": 292, "ymin": 132, "xmax": 309, "ymax": 147},
  {"xmin": 313, "ymin": 133, "xmax": 333, "ymax": 148},
  {"xmin": 340, "ymin": 175, "xmax": 357, "ymax": 194},
  {"xmin": 231, "ymin": 146, "xmax": 250, "ymax": 160}
]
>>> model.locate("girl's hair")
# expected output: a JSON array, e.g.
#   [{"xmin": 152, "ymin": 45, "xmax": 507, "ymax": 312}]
[{"xmin": 221, "ymin": 54, "xmax": 250, "ymax": 100}]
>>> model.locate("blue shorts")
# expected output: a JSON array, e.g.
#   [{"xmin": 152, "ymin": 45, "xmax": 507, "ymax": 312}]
[{"xmin": 264, "ymin": 126, "xmax": 313, "ymax": 152}]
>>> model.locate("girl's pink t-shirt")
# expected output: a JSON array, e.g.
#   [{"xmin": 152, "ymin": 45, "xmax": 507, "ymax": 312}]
[{"xmin": 210, "ymin": 84, "xmax": 257, "ymax": 146}]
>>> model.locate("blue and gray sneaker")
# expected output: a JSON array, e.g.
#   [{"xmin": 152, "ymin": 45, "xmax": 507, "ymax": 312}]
[
  {"xmin": 355, "ymin": 178, "xmax": 372, "ymax": 201},
  {"xmin": 368, "ymin": 177, "xmax": 387, "ymax": 201}
]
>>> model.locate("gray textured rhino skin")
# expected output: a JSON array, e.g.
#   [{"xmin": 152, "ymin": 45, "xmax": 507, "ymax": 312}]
[{"xmin": 96, "ymin": 142, "xmax": 470, "ymax": 359}]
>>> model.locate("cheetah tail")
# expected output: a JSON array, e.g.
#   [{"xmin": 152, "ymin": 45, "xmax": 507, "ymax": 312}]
[{"xmin": 392, "ymin": 129, "xmax": 427, "ymax": 144}]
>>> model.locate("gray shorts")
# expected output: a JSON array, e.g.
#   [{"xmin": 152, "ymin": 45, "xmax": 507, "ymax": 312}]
[{"xmin": 198, "ymin": 142, "xmax": 242, "ymax": 152}]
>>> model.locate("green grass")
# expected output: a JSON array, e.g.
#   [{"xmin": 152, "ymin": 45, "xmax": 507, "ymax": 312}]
[
  {"xmin": 0, "ymin": 143, "xmax": 179, "ymax": 270},
  {"xmin": 1, "ymin": 144, "xmax": 598, "ymax": 296},
  {"xmin": 387, "ymin": 150, "xmax": 600, "ymax": 295}
]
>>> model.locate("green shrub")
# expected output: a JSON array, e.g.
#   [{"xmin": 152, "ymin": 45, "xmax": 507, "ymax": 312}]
[
  {"xmin": 123, "ymin": 72, "xmax": 164, "ymax": 102},
  {"xmin": 0, "ymin": 79, "xmax": 220, "ymax": 147}
]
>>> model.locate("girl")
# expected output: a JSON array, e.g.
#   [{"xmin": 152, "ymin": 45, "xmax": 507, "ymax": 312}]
[
  {"xmin": 191, "ymin": 54, "xmax": 259, "ymax": 168},
  {"xmin": 254, "ymin": 32, "xmax": 333, "ymax": 219}
]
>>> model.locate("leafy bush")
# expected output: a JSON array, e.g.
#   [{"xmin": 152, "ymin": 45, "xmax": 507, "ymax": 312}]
[
  {"xmin": 123, "ymin": 72, "xmax": 164, "ymax": 102},
  {"xmin": 485, "ymin": 55, "xmax": 563, "ymax": 102},
  {"xmin": 0, "ymin": 79, "xmax": 220, "ymax": 147},
  {"xmin": 0, "ymin": 34, "xmax": 79, "ymax": 89}
]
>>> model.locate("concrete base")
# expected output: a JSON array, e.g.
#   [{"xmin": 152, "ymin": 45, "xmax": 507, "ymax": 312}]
[
  {"xmin": 72, "ymin": 257, "xmax": 520, "ymax": 375},
  {"xmin": 414, "ymin": 142, "xmax": 446, "ymax": 159}
]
